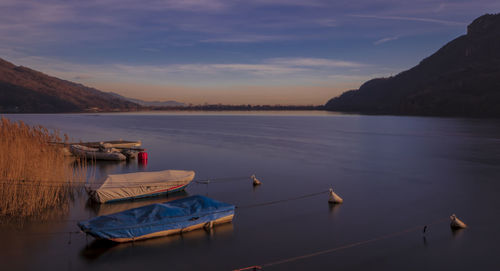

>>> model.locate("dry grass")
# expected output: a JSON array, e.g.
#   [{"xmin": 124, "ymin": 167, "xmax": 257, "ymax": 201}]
[{"xmin": 0, "ymin": 117, "xmax": 87, "ymax": 219}]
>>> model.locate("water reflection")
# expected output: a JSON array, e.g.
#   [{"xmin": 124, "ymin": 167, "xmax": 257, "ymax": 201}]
[
  {"xmin": 451, "ymin": 228, "xmax": 465, "ymax": 239},
  {"xmin": 85, "ymin": 191, "xmax": 189, "ymax": 216},
  {"xmin": 328, "ymin": 202, "xmax": 342, "ymax": 216},
  {"xmin": 80, "ymin": 222, "xmax": 234, "ymax": 261}
]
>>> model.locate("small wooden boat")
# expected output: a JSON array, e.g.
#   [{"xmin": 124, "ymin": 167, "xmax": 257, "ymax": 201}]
[
  {"xmin": 87, "ymin": 169, "xmax": 195, "ymax": 203},
  {"xmin": 78, "ymin": 195, "xmax": 235, "ymax": 242},
  {"xmin": 70, "ymin": 144, "xmax": 126, "ymax": 161}
]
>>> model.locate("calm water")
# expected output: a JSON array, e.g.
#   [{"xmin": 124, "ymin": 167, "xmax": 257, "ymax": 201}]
[{"xmin": 2, "ymin": 112, "xmax": 500, "ymax": 270}]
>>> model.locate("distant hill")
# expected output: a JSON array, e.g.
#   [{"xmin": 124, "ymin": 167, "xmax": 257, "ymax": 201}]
[
  {"xmin": 325, "ymin": 13, "xmax": 500, "ymax": 117},
  {"xmin": 0, "ymin": 58, "xmax": 140, "ymax": 113},
  {"xmin": 108, "ymin": 92, "xmax": 185, "ymax": 107}
]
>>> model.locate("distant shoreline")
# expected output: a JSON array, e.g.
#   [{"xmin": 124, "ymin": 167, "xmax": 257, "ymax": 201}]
[
  {"xmin": 0, "ymin": 104, "xmax": 325, "ymax": 113},
  {"xmin": 147, "ymin": 104, "xmax": 324, "ymax": 111}
]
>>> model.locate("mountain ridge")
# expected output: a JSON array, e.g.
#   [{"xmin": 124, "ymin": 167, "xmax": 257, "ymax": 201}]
[
  {"xmin": 0, "ymin": 58, "xmax": 141, "ymax": 113},
  {"xmin": 325, "ymin": 13, "xmax": 500, "ymax": 117}
]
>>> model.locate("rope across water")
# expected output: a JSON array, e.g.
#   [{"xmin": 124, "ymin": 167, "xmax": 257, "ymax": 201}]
[{"xmin": 233, "ymin": 217, "xmax": 450, "ymax": 271}]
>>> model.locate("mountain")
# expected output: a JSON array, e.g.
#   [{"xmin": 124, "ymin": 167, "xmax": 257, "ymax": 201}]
[
  {"xmin": 0, "ymin": 58, "xmax": 140, "ymax": 113},
  {"xmin": 108, "ymin": 92, "xmax": 185, "ymax": 107},
  {"xmin": 325, "ymin": 13, "xmax": 500, "ymax": 117}
]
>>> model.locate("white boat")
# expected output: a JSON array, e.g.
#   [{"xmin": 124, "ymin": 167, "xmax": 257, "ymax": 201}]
[
  {"xmin": 70, "ymin": 144, "xmax": 126, "ymax": 161},
  {"xmin": 82, "ymin": 140, "xmax": 142, "ymax": 149},
  {"xmin": 86, "ymin": 169, "xmax": 196, "ymax": 203}
]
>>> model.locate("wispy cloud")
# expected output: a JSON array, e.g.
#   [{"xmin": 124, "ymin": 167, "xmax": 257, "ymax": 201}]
[
  {"xmin": 5, "ymin": 55, "xmax": 372, "ymax": 87},
  {"xmin": 200, "ymin": 34, "xmax": 292, "ymax": 43},
  {"xmin": 351, "ymin": 14, "xmax": 466, "ymax": 26},
  {"xmin": 374, "ymin": 36, "xmax": 399, "ymax": 45},
  {"xmin": 250, "ymin": 0, "xmax": 325, "ymax": 7},
  {"xmin": 109, "ymin": 57, "xmax": 367, "ymax": 77},
  {"xmin": 268, "ymin": 58, "xmax": 367, "ymax": 68}
]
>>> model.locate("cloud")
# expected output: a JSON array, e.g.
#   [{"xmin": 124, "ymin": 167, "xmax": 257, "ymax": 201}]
[
  {"xmin": 250, "ymin": 0, "xmax": 325, "ymax": 7},
  {"xmin": 267, "ymin": 58, "xmax": 367, "ymax": 68},
  {"xmin": 315, "ymin": 18, "xmax": 337, "ymax": 27},
  {"xmin": 5, "ymin": 55, "xmax": 372, "ymax": 87},
  {"xmin": 373, "ymin": 36, "xmax": 399, "ymax": 45},
  {"xmin": 351, "ymin": 14, "xmax": 465, "ymax": 26},
  {"xmin": 200, "ymin": 34, "xmax": 292, "ymax": 43},
  {"xmin": 107, "ymin": 57, "xmax": 368, "ymax": 77},
  {"xmin": 211, "ymin": 63, "xmax": 305, "ymax": 74}
]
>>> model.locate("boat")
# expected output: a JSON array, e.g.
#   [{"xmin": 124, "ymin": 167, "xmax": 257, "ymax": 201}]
[
  {"xmin": 87, "ymin": 169, "xmax": 195, "ymax": 203},
  {"xmin": 82, "ymin": 140, "xmax": 142, "ymax": 149},
  {"xmin": 78, "ymin": 195, "xmax": 235, "ymax": 242},
  {"xmin": 70, "ymin": 144, "xmax": 127, "ymax": 161}
]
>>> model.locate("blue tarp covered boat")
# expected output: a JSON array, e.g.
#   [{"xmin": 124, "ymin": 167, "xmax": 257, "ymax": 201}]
[{"xmin": 78, "ymin": 195, "xmax": 235, "ymax": 242}]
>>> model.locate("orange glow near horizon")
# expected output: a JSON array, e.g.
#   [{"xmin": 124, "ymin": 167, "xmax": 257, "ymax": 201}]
[{"xmin": 96, "ymin": 83, "xmax": 359, "ymax": 105}]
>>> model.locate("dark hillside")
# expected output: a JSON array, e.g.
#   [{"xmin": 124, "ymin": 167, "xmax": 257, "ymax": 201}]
[
  {"xmin": 0, "ymin": 58, "xmax": 140, "ymax": 113},
  {"xmin": 325, "ymin": 13, "xmax": 500, "ymax": 117}
]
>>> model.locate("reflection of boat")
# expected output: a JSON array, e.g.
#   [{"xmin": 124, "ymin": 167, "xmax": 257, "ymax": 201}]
[
  {"xmin": 70, "ymin": 144, "xmax": 126, "ymax": 161},
  {"xmin": 85, "ymin": 191, "xmax": 188, "ymax": 217},
  {"xmin": 78, "ymin": 195, "xmax": 235, "ymax": 243},
  {"xmin": 87, "ymin": 170, "xmax": 195, "ymax": 203},
  {"xmin": 80, "ymin": 222, "xmax": 234, "ymax": 261}
]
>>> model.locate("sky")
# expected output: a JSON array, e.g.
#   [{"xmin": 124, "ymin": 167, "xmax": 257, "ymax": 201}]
[{"xmin": 1, "ymin": 0, "xmax": 499, "ymax": 105}]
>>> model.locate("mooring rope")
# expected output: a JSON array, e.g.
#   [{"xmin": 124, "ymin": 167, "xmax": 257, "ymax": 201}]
[
  {"xmin": 16, "ymin": 189, "xmax": 330, "ymax": 224},
  {"xmin": 235, "ymin": 190, "xmax": 329, "ymax": 209},
  {"xmin": 0, "ymin": 175, "xmax": 252, "ymax": 188},
  {"xmin": 233, "ymin": 217, "xmax": 450, "ymax": 271},
  {"xmin": 193, "ymin": 176, "xmax": 251, "ymax": 184}
]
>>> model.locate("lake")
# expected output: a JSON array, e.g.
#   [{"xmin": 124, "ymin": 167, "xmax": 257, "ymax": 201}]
[{"xmin": 1, "ymin": 112, "xmax": 500, "ymax": 270}]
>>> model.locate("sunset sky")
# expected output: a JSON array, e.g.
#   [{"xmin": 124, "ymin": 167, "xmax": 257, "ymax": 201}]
[{"xmin": 1, "ymin": 0, "xmax": 499, "ymax": 105}]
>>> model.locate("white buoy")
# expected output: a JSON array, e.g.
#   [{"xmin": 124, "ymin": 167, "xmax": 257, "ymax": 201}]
[
  {"xmin": 450, "ymin": 214, "xmax": 467, "ymax": 229},
  {"xmin": 328, "ymin": 188, "xmax": 343, "ymax": 204},
  {"xmin": 251, "ymin": 174, "xmax": 261, "ymax": 186}
]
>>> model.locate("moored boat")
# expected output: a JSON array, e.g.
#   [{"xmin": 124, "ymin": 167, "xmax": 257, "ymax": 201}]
[
  {"xmin": 78, "ymin": 195, "xmax": 235, "ymax": 242},
  {"xmin": 82, "ymin": 140, "xmax": 142, "ymax": 149},
  {"xmin": 70, "ymin": 144, "xmax": 127, "ymax": 161},
  {"xmin": 87, "ymin": 169, "xmax": 195, "ymax": 203}
]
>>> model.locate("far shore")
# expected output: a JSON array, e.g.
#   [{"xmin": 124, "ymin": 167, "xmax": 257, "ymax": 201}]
[{"xmin": 0, "ymin": 104, "xmax": 326, "ymax": 114}]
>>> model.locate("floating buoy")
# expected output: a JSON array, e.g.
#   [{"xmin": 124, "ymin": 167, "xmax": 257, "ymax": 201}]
[
  {"xmin": 138, "ymin": 151, "xmax": 148, "ymax": 161},
  {"xmin": 450, "ymin": 214, "xmax": 467, "ymax": 229},
  {"xmin": 138, "ymin": 151, "xmax": 148, "ymax": 167},
  {"xmin": 251, "ymin": 174, "xmax": 261, "ymax": 186},
  {"xmin": 328, "ymin": 188, "xmax": 343, "ymax": 204}
]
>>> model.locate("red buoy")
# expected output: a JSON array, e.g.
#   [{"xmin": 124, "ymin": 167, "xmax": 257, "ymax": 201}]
[{"xmin": 138, "ymin": 151, "xmax": 148, "ymax": 161}]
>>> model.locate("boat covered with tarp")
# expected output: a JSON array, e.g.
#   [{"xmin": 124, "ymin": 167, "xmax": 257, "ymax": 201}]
[
  {"xmin": 87, "ymin": 169, "xmax": 195, "ymax": 203},
  {"xmin": 82, "ymin": 140, "xmax": 142, "ymax": 149},
  {"xmin": 78, "ymin": 195, "xmax": 235, "ymax": 242},
  {"xmin": 70, "ymin": 144, "xmax": 127, "ymax": 161}
]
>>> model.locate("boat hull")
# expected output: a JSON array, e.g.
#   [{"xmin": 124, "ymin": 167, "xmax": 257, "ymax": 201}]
[
  {"xmin": 70, "ymin": 144, "xmax": 126, "ymax": 161},
  {"xmin": 110, "ymin": 214, "xmax": 234, "ymax": 242},
  {"xmin": 83, "ymin": 140, "xmax": 142, "ymax": 149}
]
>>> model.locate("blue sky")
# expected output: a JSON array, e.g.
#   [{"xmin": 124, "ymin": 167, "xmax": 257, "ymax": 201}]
[{"xmin": 1, "ymin": 0, "xmax": 499, "ymax": 104}]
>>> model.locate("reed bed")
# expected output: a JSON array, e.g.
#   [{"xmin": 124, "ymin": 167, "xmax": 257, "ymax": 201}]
[{"xmin": 0, "ymin": 117, "xmax": 87, "ymax": 219}]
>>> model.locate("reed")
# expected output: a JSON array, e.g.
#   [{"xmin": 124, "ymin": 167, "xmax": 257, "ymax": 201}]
[{"xmin": 0, "ymin": 117, "xmax": 87, "ymax": 219}]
